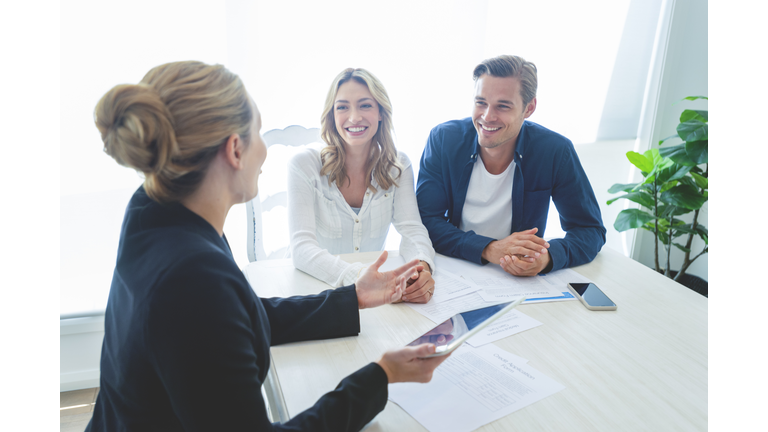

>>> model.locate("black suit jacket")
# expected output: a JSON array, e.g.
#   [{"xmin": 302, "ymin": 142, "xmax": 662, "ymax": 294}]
[{"xmin": 86, "ymin": 187, "xmax": 388, "ymax": 431}]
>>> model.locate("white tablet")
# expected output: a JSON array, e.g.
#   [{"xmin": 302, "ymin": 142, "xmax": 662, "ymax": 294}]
[{"xmin": 407, "ymin": 296, "xmax": 526, "ymax": 358}]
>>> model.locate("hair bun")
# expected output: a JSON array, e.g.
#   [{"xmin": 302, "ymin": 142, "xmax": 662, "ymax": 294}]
[{"xmin": 94, "ymin": 84, "xmax": 178, "ymax": 174}]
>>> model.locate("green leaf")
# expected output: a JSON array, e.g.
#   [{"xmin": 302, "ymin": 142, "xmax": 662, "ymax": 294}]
[
  {"xmin": 690, "ymin": 171, "xmax": 708, "ymax": 189},
  {"xmin": 685, "ymin": 140, "xmax": 708, "ymax": 164},
  {"xmin": 608, "ymin": 182, "xmax": 640, "ymax": 194},
  {"xmin": 677, "ymin": 120, "xmax": 708, "ymax": 142},
  {"xmin": 697, "ymin": 225, "xmax": 708, "ymax": 244},
  {"xmin": 673, "ymin": 243, "xmax": 692, "ymax": 253},
  {"xmin": 646, "ymin": 148, "xmax": 663, "ymax": 165},
  {"xmin": 626, "ymin": 151, "xmax": 654, "ymax": 173},
  {"xmin": 614, "ymin": 209, "xmax": 656, "ymax": 232},
  {"xmin": 674, "ymin": 224, "xmax": 707, "ymax": 247},
  {"xmin": 659, "ymin": 143, "xmax": 697, "ymax": 166},
  {"xmin": 660, "ymin": 184, "xmax": 708, "ymax": 210},
  {"xmin": 656, "ymin": 164, "xmax": 693, "ymax": 184},
  {"xmin": 607, "ymin": 192, "xmax": 655, "ymax": 208},
  {"xmin": 659, "ymin": 204, "xmax": 692, "ymax": 218},
  {"xmin": 680, "ymin": 109, "xmax": 708, "ymax": 123},
  {"xmin": 674, "ymin": 224, "xmax": 698, "ymax": 234},
  {"xmin": 678, "ymin": 224, "xmax": 708, "ymax": 244},
  {"xmin": 638, "ymin": 156, "xmax": 674, "ymax": 188},
  {"xmin": 660, "ymin": 180, "xmax": 678, "ymax": 193},
  {"xmin": 677, "ymin": 176, "xmax": 698, "ymax": 188},
  {"xmin": 674, "ymin": 96, "xmax": 708, "ymax": 104},
  {"xmin": 657, "ymin": 230, "xmax": 669, "ymax": 244}
]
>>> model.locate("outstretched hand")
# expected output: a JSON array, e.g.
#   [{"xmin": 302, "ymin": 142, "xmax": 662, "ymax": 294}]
[
  {"xmin": 377, "ymin": 343, "xmax": 452, "ymax": 384},
  {"xmin": 355, "ymin": 251, "xmax": 422, "ymax": 309}
]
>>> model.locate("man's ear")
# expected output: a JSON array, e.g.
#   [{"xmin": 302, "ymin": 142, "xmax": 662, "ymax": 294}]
[
  {"xmin": 222, "ymin": 133, "xmax": 245, "ymax": 170},
  {"xmin": 523, "ymin": 97, "xmax": 537, "ymax": 119}
]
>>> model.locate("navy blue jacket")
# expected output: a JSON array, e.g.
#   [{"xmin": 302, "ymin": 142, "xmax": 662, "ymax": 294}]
[
  {"xmin": 416, "ymin": 118, "xmax": 605, "ymax": 273},
  {"xmin": 86, "ymin": 187, "xmax": 388, "ymax": 432}
]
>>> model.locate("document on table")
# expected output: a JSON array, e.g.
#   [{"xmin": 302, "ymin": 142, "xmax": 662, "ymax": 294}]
[
  {"xmin": 435, "ymin": 254, "xmax": 592, "ymax": 304},
  {"xmin": 406, "ymin": 291, "xmax": 508, "ymax": 324},
  {"xmin": 434, "ymin": 255, "xmax": 561, "ymax": 301},
  {"xmin": 465, "ymin": 310, "xmax": 542, "ymax": 347},
  {"xmin": 474, "ymin": 275, "xmax": 561, "ymax": 301},
  {"xmin": 518, "ymin": 268, "xmax": 592, "ymax": 303},
  {"xmin": 431, "ymin": 271, "xmax": 481, "ymax": 303},
  {"xmin": 389, "ymin": 344, "xmax": 565, "ymax": 432}
]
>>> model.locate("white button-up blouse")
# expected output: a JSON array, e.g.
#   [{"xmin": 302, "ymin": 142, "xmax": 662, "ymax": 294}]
[{"xmin": 287, "ymin": 146, "xmax": 436, "ymax": 287}]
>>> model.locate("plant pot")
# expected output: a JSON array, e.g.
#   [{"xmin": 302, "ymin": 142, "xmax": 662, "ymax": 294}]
[{"xmin": 659, "ymin": 270, "xmax": 708, "ymax": 298}]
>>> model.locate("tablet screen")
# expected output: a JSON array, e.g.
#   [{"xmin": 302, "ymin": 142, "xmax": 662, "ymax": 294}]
[{"xmin": 406, "ymin": 301, "xmax": 518, "ymax": 354}]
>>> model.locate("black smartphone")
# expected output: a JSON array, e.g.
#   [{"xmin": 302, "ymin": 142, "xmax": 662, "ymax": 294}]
[{"xmin": 567, "ymin": 283, "xmax": 617, "ymax": 311}]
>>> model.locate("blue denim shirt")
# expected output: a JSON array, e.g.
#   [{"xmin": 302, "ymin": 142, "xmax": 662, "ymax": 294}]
[{"xmin": 416, "ymin": 118, "xmax": 606, "ymax": 273}]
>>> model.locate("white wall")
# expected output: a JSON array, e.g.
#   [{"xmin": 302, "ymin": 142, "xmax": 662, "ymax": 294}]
[
  {"xmin": 60, "ymin": 317, "xmax": 104, "ymax": 392},
  {"xmin": 634, "ymin": 0, "xmax": 708, "ymax": 281}
]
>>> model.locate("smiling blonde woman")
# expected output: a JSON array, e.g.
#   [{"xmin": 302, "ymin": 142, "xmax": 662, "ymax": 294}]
[{"xmin": 287, "ymin": 68, "xmax": 437, "ymax": 303}]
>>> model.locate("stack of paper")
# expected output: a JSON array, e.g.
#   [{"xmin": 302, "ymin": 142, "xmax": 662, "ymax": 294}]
[
  {"xmin": 388, "ymin": 344, "xmax": 565, "ymax": 432},
  {"xmin": 378, "ymin": 254, "xmax": 593, "ymax": 347},
  {"xmin": 377, "ymin": 253, "xmax": 583, "ymax": 430}
]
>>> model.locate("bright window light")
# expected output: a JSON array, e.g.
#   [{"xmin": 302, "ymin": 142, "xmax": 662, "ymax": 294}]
[{"xmin": 61, "ymin": 0, "xmax": 635, "ymax": 316}]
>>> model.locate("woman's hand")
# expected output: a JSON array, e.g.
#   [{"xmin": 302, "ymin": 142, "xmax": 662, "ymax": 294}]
[
  {"xmin": 401, "ymin": 261, "xmax": 435, "ymax": 304},
  {"xmin": 355, "ymin": 251, "xmax": 421, "ymax": 309},
  {"xmin": 377, "ymin": 343, "xmax": 452, "ymax": 384}
]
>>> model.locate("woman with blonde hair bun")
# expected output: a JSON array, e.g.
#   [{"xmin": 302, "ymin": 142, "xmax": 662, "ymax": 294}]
[
  {"xmin": 288, "ymin": 68, "xmax": 436, "ymax": 302},
  {"xmin": 85, "ymin": 61, "xmax": 449, "ymax": 432}
]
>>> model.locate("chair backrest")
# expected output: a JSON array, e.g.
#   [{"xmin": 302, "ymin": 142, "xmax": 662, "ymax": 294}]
[{"xmin": 246, "ymin": 125, "xmax": 322, "ymax": 261}]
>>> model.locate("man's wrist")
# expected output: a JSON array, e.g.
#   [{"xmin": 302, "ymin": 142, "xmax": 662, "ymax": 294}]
[
  {"xmin": 541, "ymin": 254, "xmax": 554, "ymax": 274},
  {"xmin": 481, "ymin": 241, "xmax": 499, "ymax": 264}
]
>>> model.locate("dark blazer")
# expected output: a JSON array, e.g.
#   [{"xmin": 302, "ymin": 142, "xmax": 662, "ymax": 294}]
[
  {"xmin": 86, "ymin": 187, "xmax": 388, "ymax": 432},
  {"xmin": 416, "ymin": 118, "xmax": 606, "ymax": 272}
]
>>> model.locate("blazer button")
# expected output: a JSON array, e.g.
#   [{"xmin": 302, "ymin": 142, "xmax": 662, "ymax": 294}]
[
  {"xmin": 355, "ymin": 219, "xmax": 359, "ymax": 223},
  {"xmin": 355, "ymin": 247, "xmax": 359, "ymax": 251}
]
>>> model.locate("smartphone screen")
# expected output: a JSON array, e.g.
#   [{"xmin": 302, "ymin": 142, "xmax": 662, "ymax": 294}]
[{"xmin": 569, "ymin": 283, "xmax": 615, "ymax": 307}]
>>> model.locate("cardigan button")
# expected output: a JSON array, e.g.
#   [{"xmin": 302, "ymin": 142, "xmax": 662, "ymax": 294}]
[
  {"xmin": 355, "ymin": 247, "xmax": 359, "ymax": 251},
  {"xmin": 355, "ymin": 219, "xmax": 359, "ymax": 223}
]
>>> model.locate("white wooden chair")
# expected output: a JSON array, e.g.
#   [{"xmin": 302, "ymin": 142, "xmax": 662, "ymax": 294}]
[{"xmin": 246, "ymin": 125, "xmax": 322, "ymax": 262}]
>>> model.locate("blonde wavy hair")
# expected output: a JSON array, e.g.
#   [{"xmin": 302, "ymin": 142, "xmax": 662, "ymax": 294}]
[
  {"xmin": 94, "ymin": 61, "xmax": 253, "ymax": 203},
  {"xmin": 319, "ymin": 68, "xmax": 401, "ymax": 192}
]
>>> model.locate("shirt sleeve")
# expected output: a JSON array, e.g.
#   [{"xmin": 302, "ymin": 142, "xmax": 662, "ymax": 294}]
[
  {"xmin": 416, "ymin": 128, "xmax": 495, "ymax": 264},
  {"xmin": 146, "ymin": 252, "xmax": 388, "ymax": 432},
  {"xmin": 287, "ymin": 150, "xmax": 365, "ymax": 287},
  {"xmin": 392, "ymin": 153, "xmax": 436, "ymax": 272},
  {"xmin": 546, "ymin": 142, "xmax": 606, "ymax": 272}
]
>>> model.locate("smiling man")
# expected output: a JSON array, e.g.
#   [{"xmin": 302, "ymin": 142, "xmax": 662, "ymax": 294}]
[{"xmin": 416, "ymin": 55, "xmax": 605, "ymax": 276}]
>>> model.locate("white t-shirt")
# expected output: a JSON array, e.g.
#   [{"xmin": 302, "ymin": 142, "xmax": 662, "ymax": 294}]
[{"xmin": 459, "ymin": 156, "xmax": 515, "ymax": 240}]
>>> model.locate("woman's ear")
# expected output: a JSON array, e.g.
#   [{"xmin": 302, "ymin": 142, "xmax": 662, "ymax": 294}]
[{"xmin": 222, "ymin": 133, "xmax": 245, "ymax": 169}]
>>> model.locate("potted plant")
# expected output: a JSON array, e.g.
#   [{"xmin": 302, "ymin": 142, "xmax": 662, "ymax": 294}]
[{"xmin": 607, "ymin": 96, "xmax": 708, "ymax": 295}]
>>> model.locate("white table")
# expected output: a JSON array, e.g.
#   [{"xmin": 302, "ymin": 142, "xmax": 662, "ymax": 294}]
[{"xmin": 244, "ymin": 249, "xmax": 707, "ymax": 431}]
